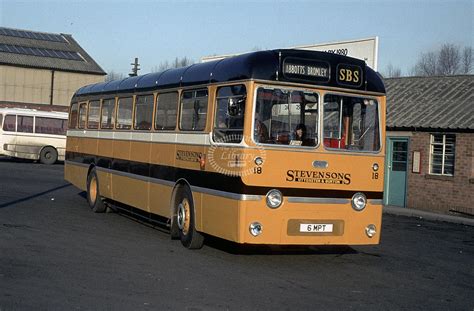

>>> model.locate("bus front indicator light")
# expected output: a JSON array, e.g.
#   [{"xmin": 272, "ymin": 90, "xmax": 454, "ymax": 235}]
[
  {"xmin": 249, "ymin": 222, "xmax": 263, "ymax": 236},
  {"xmin": 351, "ymin": 192, "xmax": 367, "ymax": 211},
  {"xmin": 365, "ymin": 224, "xmax": 377, "ymax": 238},
  {"xmin": 266, "ymin": 189, "xmax": 282, "ymax": 209}
]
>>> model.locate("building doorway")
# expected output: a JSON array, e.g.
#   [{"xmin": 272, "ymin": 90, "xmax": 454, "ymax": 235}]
[{"xmin": 384, "ymin": 137, "xmax": 408, "ymax": 207}]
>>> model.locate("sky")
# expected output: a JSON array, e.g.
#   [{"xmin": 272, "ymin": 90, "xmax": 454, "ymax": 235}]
[{"xmin": 1, "ymin": 0, "xmax": 472, "ymax": 76}]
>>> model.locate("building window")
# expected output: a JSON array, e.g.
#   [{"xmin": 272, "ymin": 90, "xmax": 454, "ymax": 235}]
[{"xmin": 430, "ymin": 134, "xmax": 455, "ymax": 176}]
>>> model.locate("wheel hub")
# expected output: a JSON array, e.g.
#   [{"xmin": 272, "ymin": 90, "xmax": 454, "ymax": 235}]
[{"xmin": 177, "ymin": 199, "xmax": 191, "ymax": 235}]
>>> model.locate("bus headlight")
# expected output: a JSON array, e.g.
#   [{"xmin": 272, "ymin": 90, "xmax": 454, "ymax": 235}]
[
  {"xmin": 365, "ymin": 224, "xmax": 377, "ymax": 238},
  {"xmin": 249, "ymin": 222, "xmax": 263, "ymax": 236},
  {"xmin": 351, "ymin": 192, "xmax": 367, "ymax": 211},
  {"xmin": 266, "ymin": 189, "xmax": 283, "ymax": 209}
]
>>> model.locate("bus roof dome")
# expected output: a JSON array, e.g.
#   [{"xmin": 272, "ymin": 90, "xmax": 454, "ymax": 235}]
[{"xmin": 74, "ymin": 49, "xmax": 385, "ymax": 98}]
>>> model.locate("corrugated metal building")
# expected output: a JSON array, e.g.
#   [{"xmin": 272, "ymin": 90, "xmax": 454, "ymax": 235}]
[
  {"xmin": 384, "ymin": 75, "xmax": 474, "ymax": 216},
  {"xmin": 0, "ymin": 27, "xmax": 106, "ymax": 112}
]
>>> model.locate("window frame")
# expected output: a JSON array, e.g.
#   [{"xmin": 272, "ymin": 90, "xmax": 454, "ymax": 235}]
[
  {"xmin": 69, "ymin": 103, "xmax": 78, "ymax": 129},
  {"xmin": 155, "ymin": 91, "xmax": 179, "ymax": 131},
  {"xmin": 429, "ymin": 133, "xmax": 456, "ymax": 176},
  {"xmin": 133, "ymin": 94, "xmax": 154, "ymax": 131},
  {"xmin": 78, "ymin": 102, "xmax": 88, "ymax": 129},
  {"xmin": 322, "ymin": 93, "xmax": 381, "ymax": 153},
  {"xmin": 3, "ymin": 114, "xmax": 17, "ymax": 132},
  {"xmin": 100, "ymin": 98, "xmax": 116, "ymax": 130},
  {"xmin": 115, "ymin": 96, "xmax": 134, "ymax": 130},
  {"xmin": 211, "ymin": 84, "xmax": 247, "ymax": 145},
  {"xmin": 251, "ymin": 85, "xmax": 321, "ymax": 149},
  {"xmin": 87, "ymin": 100, "xmax": 101, "ymax": 130},
  {"xmin": 179, "ymin": 88, "xmax": 209, "ymax": 132}
]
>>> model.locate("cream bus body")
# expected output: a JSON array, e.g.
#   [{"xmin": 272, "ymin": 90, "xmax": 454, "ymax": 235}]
[{"xmin": 0, "ymin": 108, "xmax": 67, "ymax": 164}]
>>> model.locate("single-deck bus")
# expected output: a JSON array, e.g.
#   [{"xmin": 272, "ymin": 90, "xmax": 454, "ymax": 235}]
[
  {"xmin": 65, "ymin": 49, "xmax": 386, "ymax": 249},
  {"xmin": 0, "ymin": 108, "xmax": 68, "ymax": 164}
]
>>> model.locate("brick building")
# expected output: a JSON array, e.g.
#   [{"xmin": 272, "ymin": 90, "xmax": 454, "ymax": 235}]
[
  {"xmin": 384, "ymin": 75, "xmax": 473, "ymax": 216},
  {"xmin": 0, "ymin": 27, "xmax": 106, "ymax": 112}
]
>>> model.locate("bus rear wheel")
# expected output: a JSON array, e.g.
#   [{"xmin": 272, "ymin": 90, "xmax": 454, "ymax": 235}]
[
  {"xmin": 175, "ymin": 186, "xmax": 204, "ymax": 249},
  {"xmin": 39, "ymin": 146, "xmax": 57, "ymax": 165},
  {"xmin": 87, "ymin": 168, "xmax": 106, "ymax": 213}
]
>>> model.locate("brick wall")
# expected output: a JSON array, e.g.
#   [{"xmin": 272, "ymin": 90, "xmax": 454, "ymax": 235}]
[{"xmin": 407, "ymin": 132, "xmax": 474, "ymax": 216}]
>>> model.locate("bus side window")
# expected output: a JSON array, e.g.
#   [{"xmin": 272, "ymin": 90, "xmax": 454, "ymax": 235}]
[
  {"xmin": 17, "ymin": 116, "xmax": 33, "ymax": 133},
  {"xmin": 180, "ymin": 89, "xmax": 208, "ymax": 131},
  {"xmin": 101, "ymin": 98, "xmax": 115, "ymax": 129},
  {"xmin": 213, "ymin": 84, "xmax": 246, "ymax": 143},
  {"xmin": 69, "ymin": 103, "xmax": 78, "ymax": 129},
  {"xmin": 3, "ymin": 115, "xmax": 16, "ymax": 132},
  {"xmin": 134, "ymin": 94, "xmax": 154, "ymax": 130},
  {"xmin": 116, "ymin": 97, "xmax": 133, "ymax": 130},
  {"xmin": 87, "ymin": 101, "xmax": 100, "ymax": 129},
  {"xmin": 78, "ymin": 103, "xmax": 87, "ymax": 129},
  {"xmin": 0, "ymin": 114, "xmax": 3, "ymax": 128},
  {"xmin": 36, "ymin": 117, "xmax": 64, "ymax": 135},
  {"xmin": 155, "ymin": 92, "xmax": 178, "ymax": 130}
]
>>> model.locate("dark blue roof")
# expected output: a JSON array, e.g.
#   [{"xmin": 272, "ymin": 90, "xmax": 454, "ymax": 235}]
[{"xmin": 73, "ymin": 49, "xmax": 385, "ymax": 98}]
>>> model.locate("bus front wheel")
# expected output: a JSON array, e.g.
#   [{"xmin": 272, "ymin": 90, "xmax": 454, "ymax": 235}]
[
  {"xmin": 39, "ymin": 146, "xmax": 57, "ymax": 165},
  {"xmin": 87, "ymin": 168, "xmax": 106, "ymax": 213},
  {"xmin": 175, "ymin": 186, "xmax": 204, "ymax": 249}
]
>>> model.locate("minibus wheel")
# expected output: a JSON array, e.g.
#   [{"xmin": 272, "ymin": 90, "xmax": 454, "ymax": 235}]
[
  {"xmin": 39, "ymin": 146, "xmax": 57, "ymax": 165},
  {"xmin": 175, "ymin": 186, "xmax": 204, "ymax": 249},
  {"xmin": 87, "ymin": 168, "xmax": 106, "ymax": 213}
]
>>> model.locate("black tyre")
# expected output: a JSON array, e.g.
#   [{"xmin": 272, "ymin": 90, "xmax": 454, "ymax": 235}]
[
  {"xmin": 175, "ymin": 186, "xmax": 204, "ymax": 249},
  {"xmin": 86, "ymin": 168, "xmax": 106, "ymax": 213},
  {"xmin": 39, "ymin": 146, "xmax": 57, "ymax": 165}
]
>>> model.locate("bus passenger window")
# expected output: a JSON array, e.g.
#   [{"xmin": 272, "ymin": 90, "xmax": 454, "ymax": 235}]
[
  {"xmin": 17, "ymin": 116, "xmax": 33, "ymax": 133},
  {"xmin": 116, "ymin": 97, "xmax": 133, "ymax": 130},
  {"xmin": 134, "ymin": 94, "xmax": 154, "ymax": 130},
  {"xmin": 87, "ymin": 101, "xmax": 100, "ymax": 129},
  {"xmin": 180, "ymin": 89, "xmax": 208, "ymax": 131},
  {"xmin": 3, "ymin": 115, "xmax": 16, "ymax": 132},
  {"xmin": 36, "ymin": 117, "xmax": 66, "ymax": 135},
  {"xmin": 69, "ymin": 103, "xmax": 78, "ymax": 129},
  {"xmin": 213, "ymin": 85, "xmax": 246, "ymax": 143},
  {"xmin": 101, "ymin": 99, "xmax": 115, "ymax": 129},
  {"xmin": 155, "ymin": 92, "xmax": 178, "ymax": 130},
  {"xmin": 78, "ymin": 103, "xmax": 87, "ymax": 129},
  {"xmin": 0, "ymin": 114, "xmax": 3, "ymax": 128}
]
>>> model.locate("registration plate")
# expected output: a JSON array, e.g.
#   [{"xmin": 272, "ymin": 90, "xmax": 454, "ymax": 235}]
[{"xmin": 299, "ymin": 223, "xmax": 333, "ymax": 233}]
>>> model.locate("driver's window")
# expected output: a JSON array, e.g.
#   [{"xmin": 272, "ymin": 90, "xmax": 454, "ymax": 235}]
[{"xmin": 212, "ymin": 84, "xmax": 246, "ymax": 143}]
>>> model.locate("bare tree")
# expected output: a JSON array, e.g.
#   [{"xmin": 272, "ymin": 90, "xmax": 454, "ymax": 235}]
[
  {"xmin": 462, "ymin": 46, "xmax": 473, "ymax": 74},
  {"xmin": 384, "ymin": 63, "xmax": 402, "ymax": 78},
  {"xmin": 152, "ymin": 57, "xmax": 194, "ymax": 72},
  {"xmin": 105, "ymin": 71, "xmax": 125, "ymax": 82},
  {"xmin": 437, "ymin": 43, "xmax": 460, "ymax": 75},
  {"xmin": 413, "ymin": 51, "xmax": 437, "ymax": 76}
]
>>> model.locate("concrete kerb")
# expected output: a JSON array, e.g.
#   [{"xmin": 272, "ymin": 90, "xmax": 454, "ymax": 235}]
[{"xmin": 383, "ymin": 205, "xmax": 474, "ymax": 226}]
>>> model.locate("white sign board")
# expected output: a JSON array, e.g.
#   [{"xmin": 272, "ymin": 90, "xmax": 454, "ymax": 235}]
[{"xmin": 202, "ymin": 37, "xmax": 379, "ymax": 71}]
